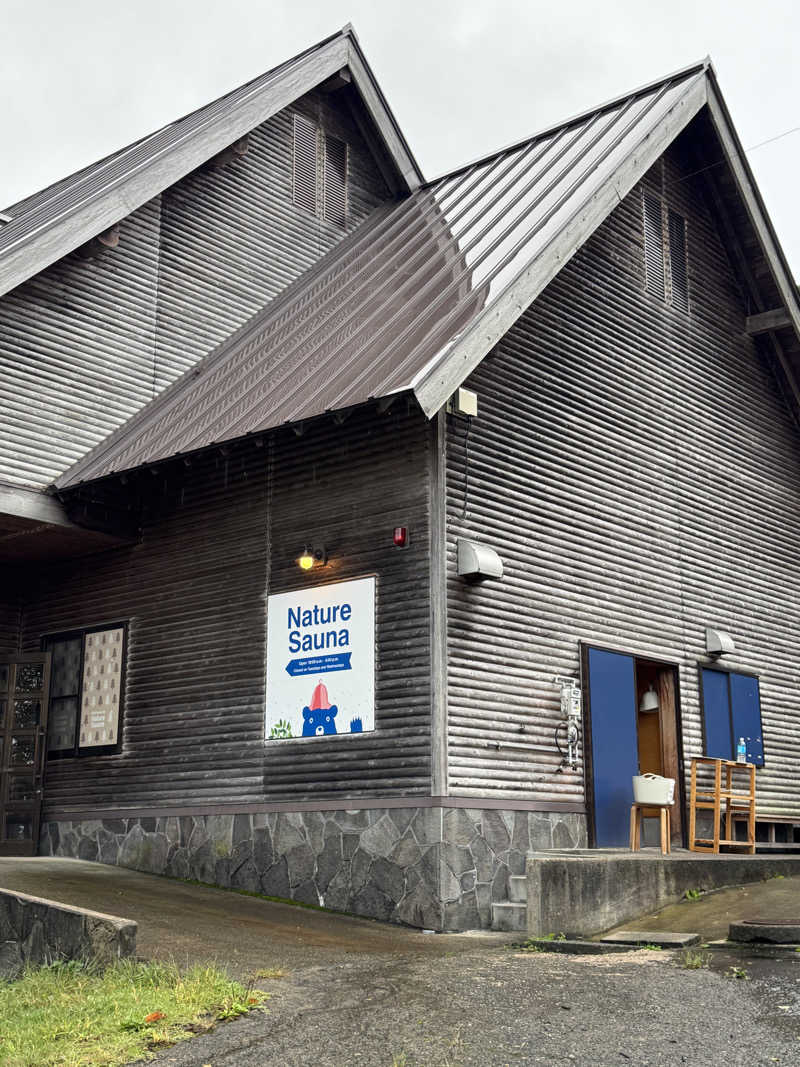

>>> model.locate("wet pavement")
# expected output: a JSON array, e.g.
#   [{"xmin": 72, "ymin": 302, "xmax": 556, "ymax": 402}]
[
  {"xmin": 604, "ymin": 874, "xmax": 800, "ymax": 1060},
  {"xmin": 4, "ymin": 858, "xmax": 800, "ymax": 1064},
  {"xmin": 0, "ymin": 858, "xmax": 505, "ymax": 977},
  {"xmin": 606, "ymin": 874, "xmax": 800, "ymax": 943}
]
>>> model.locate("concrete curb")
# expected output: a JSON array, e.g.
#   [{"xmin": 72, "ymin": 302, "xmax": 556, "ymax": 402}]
[{"xmin": 0, "ymin": 885, "xmax": 137, "ymax": 979}]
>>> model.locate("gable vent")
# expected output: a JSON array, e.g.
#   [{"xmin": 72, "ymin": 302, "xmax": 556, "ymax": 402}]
[
  {"xmin": 293, "ymin": 114, "xmax": 319, "ymax": 216},
  {"xmin": 323, "ymin": 134, "xmax": 348, "ymax": 227},
  {"xmin": 668, "ymin": 209, "xmax": 688, "ymax": 311},
  {"xmin": 643, "ymin": 192, "xmax": 665, "ymax": 297}
]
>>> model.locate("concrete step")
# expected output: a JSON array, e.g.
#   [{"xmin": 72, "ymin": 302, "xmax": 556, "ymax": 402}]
[
  {"xmin": 601, "ymin": 930, "xmax": 700, "ymax": 948},
  {"xmin": 508, "ymin": 875, "xmax": 527, "ymax": 903},
  {"xmin": 491, "ymin": 901, "xmax": 527, "ymax": 932}
]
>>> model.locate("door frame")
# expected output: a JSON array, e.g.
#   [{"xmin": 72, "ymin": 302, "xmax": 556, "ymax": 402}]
[
  {"xmin": 0, "ymin": 651, "xmax": 51, "ymax": 856},
  {"xmin": 580, "ymin": 642, "xmax": 686, "ymax": 849}
]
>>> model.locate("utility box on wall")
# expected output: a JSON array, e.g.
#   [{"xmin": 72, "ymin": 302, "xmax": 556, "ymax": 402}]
[{"xmin": 457, "ymin": 539, "xmax": 503, "ymax": 580}]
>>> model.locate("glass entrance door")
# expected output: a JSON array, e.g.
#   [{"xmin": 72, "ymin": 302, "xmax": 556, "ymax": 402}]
[{"xmin": 0, "ymin": 653, "xmax": 50, "ymax": 855}]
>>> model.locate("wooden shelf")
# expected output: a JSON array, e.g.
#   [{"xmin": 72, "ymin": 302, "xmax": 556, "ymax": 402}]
[{"xmin": 689, "ymin": 758, "xmax": 755, "ymax": 854}]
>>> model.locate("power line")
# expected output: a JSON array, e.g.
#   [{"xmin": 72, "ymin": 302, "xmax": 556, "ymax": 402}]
[
  {"xmin": 748, "ymin": 126, "xmax": 800, "ymax": 152},
  {"xmin": 668, "ymin": 123, "xmax": 800, "ymax": 187}
]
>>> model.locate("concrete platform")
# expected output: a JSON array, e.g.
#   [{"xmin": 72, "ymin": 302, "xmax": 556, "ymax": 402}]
[{"xmin": 526, "ymin": 849, "xmax": 800, "ymax": 938}]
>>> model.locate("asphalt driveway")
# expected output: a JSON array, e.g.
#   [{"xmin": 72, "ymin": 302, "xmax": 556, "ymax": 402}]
[{"xmin": 3, "ymin": 858, "xmax": 800, "ymax": 1065}]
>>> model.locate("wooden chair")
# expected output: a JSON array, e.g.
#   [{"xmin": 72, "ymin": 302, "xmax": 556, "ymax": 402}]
[
  {"xmin": 629, "ymin": 802, "xmax": 671, "ymax": 854},
  {"xmin": 688, "ymin": 757, "xmax": 755, "ymax": 854}
]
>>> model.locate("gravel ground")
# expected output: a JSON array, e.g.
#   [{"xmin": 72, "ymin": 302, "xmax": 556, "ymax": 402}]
[{"xmin": 153, "ymin": 944, "xmax": 800, "ymax": 1066}]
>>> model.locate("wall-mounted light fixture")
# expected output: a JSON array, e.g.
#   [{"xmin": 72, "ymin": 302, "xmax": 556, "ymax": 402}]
[
  {"xmin": 297, "ymin": 546, "xmax": 327, "ymax": 571},
  {"xmin": 639, "ymin": 686, "xmax": 659, "ymax": 713},
  {"xmin": 393, "ymin": 526, "xmax": 408, "ymax": 548}
]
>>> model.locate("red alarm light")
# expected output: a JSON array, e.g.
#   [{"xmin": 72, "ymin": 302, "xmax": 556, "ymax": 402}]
[{"xmin": 393, "ymin": 526, "xmax": 408, "ymax": 547}]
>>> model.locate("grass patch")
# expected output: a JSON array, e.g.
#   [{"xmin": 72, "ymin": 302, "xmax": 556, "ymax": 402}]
[
  {"xmin": 678, "ymin": 948, "xmax": 710, "ymax": 969},
  {"xmin": 683, "ymin": 888, "xmax": 702, "ymax": 901},
  {"xmin": 0, "ymin": 958, "xmax": 268, "ymax": 1067}
]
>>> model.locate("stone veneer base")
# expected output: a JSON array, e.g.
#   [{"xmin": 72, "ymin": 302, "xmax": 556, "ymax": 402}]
[{"xmin": 39, "ymin": 807, "xmax": 587, "ymax": 931}]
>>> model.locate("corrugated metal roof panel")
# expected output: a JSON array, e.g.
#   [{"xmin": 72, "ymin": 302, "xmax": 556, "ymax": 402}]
[{"xmin": 57, "ymin": 62, "xmax": 711, "ymax": 488}]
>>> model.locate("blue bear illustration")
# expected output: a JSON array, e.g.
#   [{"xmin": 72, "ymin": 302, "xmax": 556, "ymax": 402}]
[
  {"xmin": 302, "ymin": 704, "xmax": 338, "ymax": 736},
  {"xmin": 350, "ymin": 717, "xmax": 363, "ymax": 733},
  {"xmin": 302, "ymin": 680, "xmax": 338, "ymax": 737}
]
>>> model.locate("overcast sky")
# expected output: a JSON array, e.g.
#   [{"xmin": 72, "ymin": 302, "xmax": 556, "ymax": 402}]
[{"xmin": 3, "ymin": 0, "xmax": 799, "ymax": 277}]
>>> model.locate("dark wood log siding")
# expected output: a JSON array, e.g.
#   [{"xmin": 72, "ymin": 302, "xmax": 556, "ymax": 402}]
[
  {"xmin": 20, "ymin": 405, "xmax": 430, "ymax": 815},
  {"xmin": 445, "ymin": 134, "xmax": 800, "ymax": 816},
  {"xmin": 0, "ymin": 578, "xmax": 21, "ymax": 653},
  {"xmin": 0, "ymin": 88, "xmax": 389, "ymax": 489},
  {"xmin": 264, "ymin": 403, "xmax": 432, "ymax": 796}
]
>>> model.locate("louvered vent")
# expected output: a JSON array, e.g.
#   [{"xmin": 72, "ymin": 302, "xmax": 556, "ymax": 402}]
[
  {"xmin": 323, "ymin": 135, "xmax": 347, "ymax": 228},
  {"xmin": 293, "ymin": 114, "xmax": 319, "ymax": 216},
  {"xmin": 668, "ymin": 209, "xmax": 688, "ymax": 311},
  {"xmin": 643, "ymin": 192, "xmax": 665, "ymax": 297}
]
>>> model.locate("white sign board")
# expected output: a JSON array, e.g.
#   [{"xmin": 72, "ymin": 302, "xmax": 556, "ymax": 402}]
[{"xmin": 265, "ymin": 576, "xmax": 375, "ymax": 741}]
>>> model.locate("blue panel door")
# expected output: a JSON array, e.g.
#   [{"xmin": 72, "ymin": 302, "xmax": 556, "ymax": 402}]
[
  {"xmin": 729, "ymin": 673, "xmax": 765, "ymax": 766},
  {"xmin": 700, "ymin": 668, "xmax": 733, "ymax": 760},
  {"xmin": 587, "ymin": 648, "xmax": 640, "ymax": 847}
]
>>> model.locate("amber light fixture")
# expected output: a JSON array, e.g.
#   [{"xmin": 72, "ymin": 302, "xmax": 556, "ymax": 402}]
[{"xmin": 297, "ymin": 546, "xmax": 327, "ymax": 570}]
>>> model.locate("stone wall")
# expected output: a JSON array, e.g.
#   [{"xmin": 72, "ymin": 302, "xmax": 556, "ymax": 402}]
[
  {"xmin": 40, "ymin": 806, "xmax": 586, "ymax": 931},
  {"xmin": 0, "ymin": 886, "xmax": 136, "ymax": 980},
  {"xmin": 439, "ymin": 808, "xmax": 586, "ymax": 929}
]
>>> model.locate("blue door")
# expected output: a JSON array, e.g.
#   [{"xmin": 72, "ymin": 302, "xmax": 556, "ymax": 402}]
[{"xmin": 587, "ymin": 648, "xmax": 640, "ymax": 847}]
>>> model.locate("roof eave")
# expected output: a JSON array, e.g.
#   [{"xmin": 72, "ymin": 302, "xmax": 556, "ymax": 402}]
[
  {"xmin": 344, "ymin": 31, "xmax": 423, "ymax": 192},
  {"xmin": 704, "ymin": 72, "xmax": 800, "ymax": 339}
]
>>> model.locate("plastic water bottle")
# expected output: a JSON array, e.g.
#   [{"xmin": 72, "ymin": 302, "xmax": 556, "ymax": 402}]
[{"xmin": 737, "ymin": 737, "xmax": 747, "ymax": 764}]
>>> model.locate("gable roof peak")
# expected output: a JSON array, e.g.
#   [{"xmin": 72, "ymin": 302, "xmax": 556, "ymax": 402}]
[
  {"xmin": 426, "ymin": 57, "xmax": 710, "ymax": 189},
  {"xmin": 0, "ymin": 25, "xmax": 422, "ymax": 300}
]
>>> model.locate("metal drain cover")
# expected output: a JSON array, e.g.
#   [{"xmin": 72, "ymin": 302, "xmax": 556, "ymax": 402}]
[{"xmin": 729, "ymin": 921, "xmax": 800, "ymax": 943}]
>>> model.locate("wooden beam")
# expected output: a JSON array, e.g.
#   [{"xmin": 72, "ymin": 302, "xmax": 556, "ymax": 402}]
[
  {"xmin": 746, "ymin": 308, "xmax": 791, "ymax": 335},
  {"xmin": 429, "ymin": 410, "xmax": 449, "ymax": 797},
  {"xmin": 319, "ymin": 69, "xmax": 352, "ymax": 93},
  {"xmin": 0, "ymin": 484, "xmax": 81, "ymax": 530}
]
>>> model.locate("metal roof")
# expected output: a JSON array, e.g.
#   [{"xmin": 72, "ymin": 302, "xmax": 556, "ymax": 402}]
[
  {"xmin": 56, "ymin": 60, "xmax": 715, "ymax": 488},
  {"xmin": 55, "ymin": 57, "xmax": 800, "ymax": 489},
  {"xmin": 0, "ymin": 25, "xmax": 422, "ymax": 299}
]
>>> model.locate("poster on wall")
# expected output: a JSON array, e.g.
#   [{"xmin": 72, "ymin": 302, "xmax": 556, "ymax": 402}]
[
  {"xmin": 265, "ymin": 576, "xmax": 375, "ymax": 741},
  {"xmin": 79, "ymin": 627, "xmax": 124, "ymax": 748}
]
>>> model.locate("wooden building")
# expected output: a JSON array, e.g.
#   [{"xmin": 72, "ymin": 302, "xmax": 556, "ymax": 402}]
[{"xmin": 2, "ymin": 27, "xmax": 800, "ymax": 930}]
